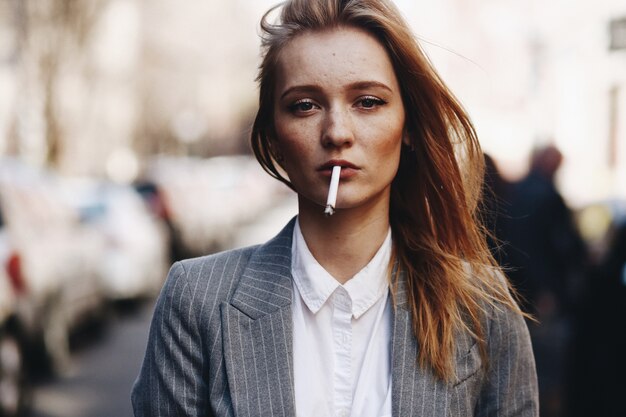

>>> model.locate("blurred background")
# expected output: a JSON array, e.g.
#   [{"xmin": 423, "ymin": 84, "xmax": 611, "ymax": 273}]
[{"xmin": 0, "ymin": 0, "xmax": 624, "ymax": 416}]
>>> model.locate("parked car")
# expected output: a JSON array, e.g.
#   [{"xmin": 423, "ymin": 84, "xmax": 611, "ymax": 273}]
[
  {"xmin": 0, "ymin": 161, "xmax": 106, "ymax": 374},
  {"xmin": 0, "ymin": 208, "xmax": 27, "ymax": 416},
  {"xmin": 65, "ymin": 180, "xmax": 170, "ymax": 301},
  {"xmin": 144, "ymin": 155, "xmax": 289, "ymax": 257}
]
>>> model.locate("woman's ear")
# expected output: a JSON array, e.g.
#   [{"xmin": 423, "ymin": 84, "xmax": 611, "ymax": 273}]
[{"xmin": 402, "ymin": 129, "xmax": 412, "ymax": 147}]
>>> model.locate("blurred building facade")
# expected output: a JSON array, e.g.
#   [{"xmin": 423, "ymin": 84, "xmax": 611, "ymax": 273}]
[
  {"xmin": 405, "ymin": 0, "xmax": 626, "ymax": 207},
  {"xmin": 0, "ymin": 0, "xmax": 624, "ymax": 206}
]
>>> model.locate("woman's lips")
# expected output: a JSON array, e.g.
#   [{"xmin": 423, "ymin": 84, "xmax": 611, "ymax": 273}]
[
  {"xmin": 318, "ymin": 159, "xmax": 357, "ymax": 170},
  {"xmin": 318, "ymin": 166, "xmax": 359, "ymax": 179},
  {"xmin": 317, "ymin": 160, "xmax": 360, "ymax": 179}
]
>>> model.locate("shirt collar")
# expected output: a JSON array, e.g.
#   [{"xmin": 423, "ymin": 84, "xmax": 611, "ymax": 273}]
[{"xmin": 291, "ymin": 217, "xmax": 392, "ymax": 319}]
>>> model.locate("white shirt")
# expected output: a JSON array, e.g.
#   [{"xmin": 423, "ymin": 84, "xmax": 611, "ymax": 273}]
[{"xmin": 291, "ymin": 219, "xmax": 393, "ymax": 417}]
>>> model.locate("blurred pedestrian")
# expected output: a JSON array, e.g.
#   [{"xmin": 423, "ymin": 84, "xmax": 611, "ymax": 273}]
[
  {"xmin": 565, "ymin": 221, "xmax": 626, "ymax": 417},
  {"xmin": 498, "ymin": 144, "xmax": 586, "ymax": 417},
  {"xmin": 504, "ymin": 145, "xmax": 586, "ymax": 315},
  {"xmin": 132, "ymin": 1, "xmax": 538, "ymax": 416}
]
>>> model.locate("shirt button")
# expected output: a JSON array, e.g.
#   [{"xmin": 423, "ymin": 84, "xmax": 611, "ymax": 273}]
[{"xmin": 337, "ymin": 409, "xmax": 349, "ymax": 417}]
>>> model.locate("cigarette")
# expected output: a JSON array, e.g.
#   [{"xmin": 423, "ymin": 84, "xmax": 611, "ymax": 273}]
[{"xmin": 324, "ymin": 166, "xmax": 341, "ymax": 216}]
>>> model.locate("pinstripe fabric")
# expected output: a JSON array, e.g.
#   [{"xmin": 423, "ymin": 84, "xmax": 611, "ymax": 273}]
[{"xmin": 132, "ymin": 218, "xmax": 538, "ymax": 416}]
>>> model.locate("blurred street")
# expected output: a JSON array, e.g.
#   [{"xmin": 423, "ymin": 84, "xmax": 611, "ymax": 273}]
[
  {"xmin": 29, "ymin": 303, "xmax": 152, "ymax": 417},
  {"xmin": 26, "ymin": 195, "xmax": 297, "ymax": 417}
]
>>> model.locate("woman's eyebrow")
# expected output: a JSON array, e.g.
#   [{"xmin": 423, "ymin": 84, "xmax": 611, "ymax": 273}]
[
  {"xmin": 280, "ymin": 80, "xmax": 393, "ymax": 100},
  {"xmin": 280, "ymin": 85, "xmax": 321, "ymax": 99},
  {"xmin": 345, "ymin": 81, "xmax": 393, "ymax": 93}
]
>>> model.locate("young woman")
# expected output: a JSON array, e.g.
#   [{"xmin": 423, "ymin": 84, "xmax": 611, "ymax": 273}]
[{"xmin": 132, "ymin": 1, "xmax": 538, "ymax": 416}]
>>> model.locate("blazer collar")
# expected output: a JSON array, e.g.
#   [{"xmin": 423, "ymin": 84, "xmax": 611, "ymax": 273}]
[
  {"xmin": 390, "ymin": 267, "xmax": 450, "ymax": 416},
  {"xmin": 391, "ymin": 263, "xmax": 409, "ymax": 310},
  {"xmin": 221, "ymin": 218, "xmax": 298, "ymax": 417},
  {"xmin": 229, "ymin": 217, "xmax": 296, "ymax": 319},
  {"xmin": 230, "ymin": 216, "xmax": 410, "ymax": 318}
]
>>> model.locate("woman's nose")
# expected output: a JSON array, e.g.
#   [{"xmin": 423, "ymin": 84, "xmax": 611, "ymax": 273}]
[{"xmin": 321, "ymin": 109, "xmax": 354, "ymax": 148}]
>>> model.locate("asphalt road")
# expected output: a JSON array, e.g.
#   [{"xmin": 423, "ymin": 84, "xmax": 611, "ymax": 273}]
[
  {"xmin": 26, "ymin": 195, "xmax": 298, "ymax": 417},
  {"xmin": 28, "ymin": 302, "xmax": 153, "ymax": 417}
]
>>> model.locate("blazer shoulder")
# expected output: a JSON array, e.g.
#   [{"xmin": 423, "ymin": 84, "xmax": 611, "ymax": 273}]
[
  {"xmin": 161, "ymin": 245, "xmax": 261, "ymax": 311},
  {"xmin": 177, "ymin": 245, "xmax": 260, "ymax": 280},
  {"xmin": 158, "ymin": 218, "xmax": 296, "ymax": 323}
]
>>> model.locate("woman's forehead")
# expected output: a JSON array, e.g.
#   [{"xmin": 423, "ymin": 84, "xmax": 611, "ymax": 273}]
[{"xmin": 274, "ymin": 26, "xmax": 400, "ymax": 94}]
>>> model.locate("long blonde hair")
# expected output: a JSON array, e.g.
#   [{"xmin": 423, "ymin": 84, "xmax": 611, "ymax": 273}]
[{"xmin": 251, "ymin": 0, "xmax": 523, "ymax": 381}]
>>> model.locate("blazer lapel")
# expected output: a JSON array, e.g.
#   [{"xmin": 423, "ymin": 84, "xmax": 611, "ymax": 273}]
[
  {"xmin": 221, "ymin": 219, "xmax": 296, "ymax": 417},
  {"xmin": 391, "ymin": 269, "xmax": 451, "ymax": 417}
]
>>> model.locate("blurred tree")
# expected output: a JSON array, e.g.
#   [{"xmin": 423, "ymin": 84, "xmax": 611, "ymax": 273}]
[{"xmin": 13, "ymin": 0, "xmax": 107, "ymax": 167}]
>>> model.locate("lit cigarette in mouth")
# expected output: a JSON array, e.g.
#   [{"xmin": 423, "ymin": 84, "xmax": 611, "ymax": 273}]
[{"xmin": 324, "ymin": 166, "xmax": 341, "ymax": 216}]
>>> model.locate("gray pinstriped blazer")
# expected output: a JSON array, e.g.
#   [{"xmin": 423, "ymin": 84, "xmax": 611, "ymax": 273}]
[{"xmin": 132, "ymin": 218, "xmax": 538, "ymax": 416}]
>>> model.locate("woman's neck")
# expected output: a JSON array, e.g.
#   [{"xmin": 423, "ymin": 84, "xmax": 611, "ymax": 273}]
[{"xmin": 297, "ymin": 195, "xmax": 391, "ymax": 284}]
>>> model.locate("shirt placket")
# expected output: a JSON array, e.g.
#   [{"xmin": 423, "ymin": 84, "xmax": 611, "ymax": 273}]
[{"xmin": 332, "ymin": 287, "xmax": 353, "ymax": 417}]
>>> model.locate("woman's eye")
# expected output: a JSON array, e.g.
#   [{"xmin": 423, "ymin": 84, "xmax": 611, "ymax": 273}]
[
  {"xmin": 289, "ymin": 100, "xmax": 316, "ymax": 113},
  {"xmin": 358, "ymin": 96, "xmax": 385, "ymax": 109}
]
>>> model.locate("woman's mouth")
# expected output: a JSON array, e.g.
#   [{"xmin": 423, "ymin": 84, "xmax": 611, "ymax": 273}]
[{"xmin": 317, "ymin": 160, "xmax": 359, "ymax": 178}]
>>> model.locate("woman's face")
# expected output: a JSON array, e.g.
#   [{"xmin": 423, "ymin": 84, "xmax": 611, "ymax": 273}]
[{"xmin": 272, "ymin": 26, "xmax": 406, "ymax": 214}]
